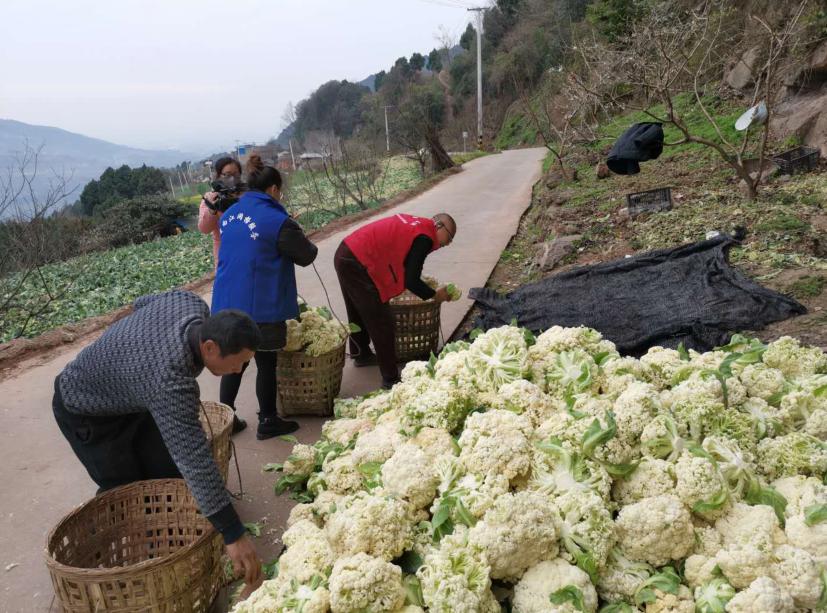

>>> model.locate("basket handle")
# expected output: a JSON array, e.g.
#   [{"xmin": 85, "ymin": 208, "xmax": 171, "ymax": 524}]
[{"xmin": 200, "ymin": 402, "xmax": 245, "ymax": 501}]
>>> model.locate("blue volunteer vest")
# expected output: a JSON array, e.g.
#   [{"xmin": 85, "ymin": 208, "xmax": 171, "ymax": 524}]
[{"xmin": 211, "ymin": 190, "xmax": 298, "ymax": 322}]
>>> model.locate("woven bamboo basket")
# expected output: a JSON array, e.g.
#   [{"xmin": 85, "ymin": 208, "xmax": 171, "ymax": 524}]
[
  {"xmin": 199, "ymin": 401, "xmax": 233, "ymax": 483},
  {"xmin": 390, "ymin": 290, "xmax": 441, "ymax": 362},
  {"xmin": 45, "ymin": 479, "xmax": 223, "ymax": 613},
  {"xmin": 277, "ymin": 342, "xmax": 346, "ymax": 416}
]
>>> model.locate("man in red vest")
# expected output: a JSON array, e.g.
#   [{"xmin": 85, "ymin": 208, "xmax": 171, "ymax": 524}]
[{"xmin": 334, "ymin": 212, "xmax": 457, "ymax": 388}]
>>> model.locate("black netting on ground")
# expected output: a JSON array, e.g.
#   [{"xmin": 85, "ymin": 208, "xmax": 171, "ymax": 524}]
[{"xmin": 469, "ymin": 235, "xmax": 806, "ymax": 356}]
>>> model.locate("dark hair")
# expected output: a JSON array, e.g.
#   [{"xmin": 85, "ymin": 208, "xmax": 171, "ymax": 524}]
[
  {"xmin": 214, "ymin": 157, "xmax": 242, "ymax": 178},
  {"xmin": 201, "ymin": 309, "xmax": 261, "ymax": 356},
  {"xmin": 246, "ymin": 154, "xmax": 283, "ymax": 191}
]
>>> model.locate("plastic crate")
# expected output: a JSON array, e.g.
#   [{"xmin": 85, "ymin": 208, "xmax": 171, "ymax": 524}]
[
  {"xmin": 626, "ymin": 187, "xmax": 673, "ymax": 217},
  {"xmin": 771, "ymin": 146, "xmax": 820, "ymax": 175}
]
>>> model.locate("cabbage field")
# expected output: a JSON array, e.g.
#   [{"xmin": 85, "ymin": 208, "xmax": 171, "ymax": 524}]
[
  {"xmin": 0, "ymin": 231, "xmax": 213, "ymax": 342},
  {"xmin": 237, "ymin": 326, "xmax": 827, "ymax": 613}
]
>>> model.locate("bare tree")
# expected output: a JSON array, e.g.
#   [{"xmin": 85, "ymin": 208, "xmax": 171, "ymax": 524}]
[
  {"xmin": 570, "ymin": 1, "xmax": 811, "ymax": 200},
  {"xmin": 321, "ymin": 139, "xmax": 387, "ymax": 211},
  {"xmin": 281, "ymin": 102, "xmax": 297, "ymax": 129},
  {"xmin": 512, "ymin": 71, "xmax": 600, "ymax": 172},
  {"xmin": 435, "ymin": 25, "xmax": 458, "ymax": 69},
  {"xmin": 0, "ymin": 143, "xmax": 82, "ymax": 340}
]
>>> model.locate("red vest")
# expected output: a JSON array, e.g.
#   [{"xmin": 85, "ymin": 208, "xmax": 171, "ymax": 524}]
[{"xmin": 344, "ymin": 214, "xmax": 439, "ymax": 303}]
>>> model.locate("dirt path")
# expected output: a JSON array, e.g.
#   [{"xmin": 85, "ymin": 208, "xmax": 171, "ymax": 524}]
[{"xmin": 0, "ymin": 148, "xmax": 546, "ymax": 612}]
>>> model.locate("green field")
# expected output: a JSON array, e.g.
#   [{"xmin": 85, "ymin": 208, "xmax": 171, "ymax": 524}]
[{"xmin": 0, "ymin": 156, "xmax": 442, "ymax": 342}]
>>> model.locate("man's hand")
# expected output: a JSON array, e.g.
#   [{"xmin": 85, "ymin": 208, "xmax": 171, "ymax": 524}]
[
  {"xmin": 226, "ymin": 535, "xmax": 263, "ymax": 595},
  {"xmin": 434, "ymin": 286, "xmax": 450, "ymax": 303}
]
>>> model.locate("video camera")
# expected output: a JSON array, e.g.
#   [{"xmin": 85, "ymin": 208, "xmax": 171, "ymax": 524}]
[{"xmin": 205, "ymin": 178, "xmax": 247, "ymax": 214}]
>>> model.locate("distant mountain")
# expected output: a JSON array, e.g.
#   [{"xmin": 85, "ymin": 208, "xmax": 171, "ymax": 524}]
[
  {"xmin": 357, "ymin": 74, "xmax": 377, "ymax": 92},
  {"xmin": 0, "ymin": 119, "xmax": 198, "ymax": 217}
]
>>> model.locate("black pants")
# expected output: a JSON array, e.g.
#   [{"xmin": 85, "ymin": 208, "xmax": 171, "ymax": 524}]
[
  {"xmin": 334, "ymin": 241, "xmax": 399, "ymax": 382},
  {"xmin": 219, "ymin": 351, "xmax": 279, "ymax": 420},
  {"xmin": 52, "ymin": 377, "xmax": 180, "ymax": 493}
]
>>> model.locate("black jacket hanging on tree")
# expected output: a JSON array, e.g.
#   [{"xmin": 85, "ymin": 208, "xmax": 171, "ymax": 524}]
[{"xmin": 607, "ymin": 122, "xmax": 665, "ymax": 175}]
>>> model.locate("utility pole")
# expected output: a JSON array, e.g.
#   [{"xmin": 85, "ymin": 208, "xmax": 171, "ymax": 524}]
[
  {"xmin": 384, "ymin": 106, "xmax": 392, "ymax": 153},
  {"xmin": 468, "ymin": 7, "xmax": 485, "ymax": 149},
  {"xmin": 288, "ymin": 138, "xmax": 297, "ymax": 171}
]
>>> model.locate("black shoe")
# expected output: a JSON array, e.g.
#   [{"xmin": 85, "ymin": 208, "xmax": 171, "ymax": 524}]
[
  {"xmin": 231, "ymin": 414, "xmax": 247, "ymax": 435},
  {"xmin": 256, "ymin": 416, "xmax": 299, "ymax": 440},
  {"xmin": 354, "ymin": 353, "xmax": 378, "ymax": 368},
  {"xmin": 381, "ymin": 377, "xmax": 401, "ymax": 390}
]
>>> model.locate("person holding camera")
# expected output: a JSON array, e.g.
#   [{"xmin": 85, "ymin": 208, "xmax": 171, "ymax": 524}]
[
  {"xmin": 198, "ymin": 157, "xmax": 244, "ymax": 269},
  {"xmin": 211, "ymin": 155, "xmax": 317, "ymax": 439}
]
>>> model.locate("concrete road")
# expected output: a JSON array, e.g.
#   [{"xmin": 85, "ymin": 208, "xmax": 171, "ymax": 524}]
[{"xmin": 0, "ymin": 148, "xmax": 545, "ymax": 612}]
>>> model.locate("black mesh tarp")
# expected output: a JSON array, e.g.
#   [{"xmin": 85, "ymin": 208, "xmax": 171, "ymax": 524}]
[{"xmin": 469, "ymin": 235, "xmax": 806, "ymax": 356}]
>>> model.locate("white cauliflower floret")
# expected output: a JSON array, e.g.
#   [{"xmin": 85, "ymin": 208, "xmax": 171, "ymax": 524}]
[
  {"xmin": 644, "ymin": 584, "xmax": 694, "ymax": 613},
  {"xmin": 351, "ymin": 421, "xmax": 405, "ymax": 465},
  {"xmin": 805, "ymin": 408, "xmax": 827, "ymax": 439},
  {"xmin": 431, "ymin": 455, "xmax": 510, "ymax": 521},
  {"xmin": 278, "ymin": 520, "xmax": 335, "ymax": 583},
  {"xmin": 742, "ymin": 397, "xmax": 784, "ymax": 438},
  {"xmin": 772, "ymin": 475, "xmax": 827, "ymax": 516},
  {"xmin": 684, "ymin": 554, "xmax": 719, "ymax": 589},
  {"xmin": 738, "ymin": 363, "xmax": 787, "ymax": 401},
  {"xmin": 553, "ymin": 489, "xmax": 616, "ymax": 572},
  {"xmin": 417, "ymin": 526, "xmax": 499, "ymax": 613},
  {"xmin": 432, "ymin": 349, "xmax": 475, "ymax": 387},
  {"xmin": 715, "ymin": 545, "xmax": 772, "ymax": 589},
  {"xmin": 612, "ymin": 381, "xmax": 661, "ymax": 441},
  {"xmin": 783, "ymin": 513, "xmax": 827, "ymax": 562},
  {"xmin": 409, "ymin": 427, "xmax": 457, "ymax": 462},
  {"xmin": 529, "ymin": 348, "xmax": 601, "ymax": 399},
  {"xmin": 400, "ymin": 360, "xmax": 430, "ymax": 381},
  {"xmin": 611, "ymin": 458, "xmax": 675, "ymax": 506},
  {"xmin": 322, "ymin": 418, "xmax": 373, "ymax": 445},
  {"xmin": 668, "ymin": 371, "xmax": 747, "ymax": 410},
  {"xmin": 514, "ymin": 558, "xmax": 599, "ymax": 613},
  {"xmin": 533, "ymin": 325, "xmax": 617, "ymax": 358},
  {"xmin": 380, "ymin": 443, "xmax": 438, "ymax": 509},
  {"xmin": 723, "ymin": 576, "xmax": 794, "ymax": 613},
  {"xmin": 321, "ymin": 452, "xmax": 363, "ymax": 495},
  {"xmin": 466, "ymin": 325, "xmax": 532, "ymax": 392},
  {"xmin": 673, "ymin": 451, "xmax": 730, "ymax": 520},
  {"xmin": 769, "ymin": 544, "xmax": 824, "ymax": 609},
  {"xmin": 596, "ymin": 547, "xmax": 654, "ymax": 603},
  {"xmin": 355, "ymin": 392, "xmax": 395, "ymax": 422},
  {"xmin": 397, "ymin": 377, "xmax": 474, "ymax": 433},
  {"xmin": 469, "ymin": 490, "xmax": 559, "ymax": 581},
  {"xmin": 757, "ymin": 431, "xmax": 827, "ymax": 480},
  {"xmin": 232, "ymin": 575, "xmax": 330, "ymax": 613},
  {"xmin": 458, "ymin": 409, "xmax": 533, "ymax": 482},
  {"xmin": 529, "ymin": 438, "xmax": 612, "ymax": 502},
  {"xmin": 615, "ymin": 495, "xmax": 694, "ymax": 567},
  {"xmin": 714, "ymin": 503, "xmax": 785, "ymax": 552},
  {"xmin": 762, "ymin": 336, "xmax": 827, "ymax": 380},
  {"xmin": 639, "ymin": 346, "xmax": 686, "ymax": 389},
  {"xmin": 328, "ymin": 553, "xmax": 404, "ymax": 613},
  {"xmin": 286, "ymin": 502, "xmax": 318, "ymax": 528},
  {"xmin": 498, "ymin": 379, "xmax": 561, "ymax": 427},
  {"xmin": 325, "ymin": 492, "xmax": 413, "ymax": 561},
  {"xmin": 283, "ymin": 443, "xmax": 316, "ymax": 478}
]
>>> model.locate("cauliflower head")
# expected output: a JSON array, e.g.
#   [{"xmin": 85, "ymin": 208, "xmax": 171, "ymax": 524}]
[
  {"xmin": 328, "ymin": 553, "xmax": 405, "ymax": 613},
  {"xmin": 615, "ymin": 495, "xmax": 694, "ymax": 567}
]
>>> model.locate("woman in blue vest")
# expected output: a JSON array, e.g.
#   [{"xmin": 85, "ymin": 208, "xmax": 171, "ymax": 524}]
[{"xmin": 212, "ymin": 155, "xmax": 318, "ymax": 439}]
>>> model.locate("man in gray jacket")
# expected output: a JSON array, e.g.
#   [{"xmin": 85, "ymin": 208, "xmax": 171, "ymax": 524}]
[{"xmin": 53, "ymin": 289, "xmax": 264, "ymax": 593}]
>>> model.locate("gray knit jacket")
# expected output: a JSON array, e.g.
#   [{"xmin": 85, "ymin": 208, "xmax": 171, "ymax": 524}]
[{"xmin": 58, "ymin": 290, "xmax": 243, "ymax": 542}]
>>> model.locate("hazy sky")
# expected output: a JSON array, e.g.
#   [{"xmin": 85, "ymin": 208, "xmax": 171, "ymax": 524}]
[{"xmin": 1, "ymin": 0, "xmax": 477, "ymax": 154}]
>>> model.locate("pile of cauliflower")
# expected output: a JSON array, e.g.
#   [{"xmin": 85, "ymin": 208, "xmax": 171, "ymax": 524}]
[
  {"xmin": 236, "ymin": 325, "xmax": 827, "ymax": 613},
  {"xmin": 284, "ymin": 305, "xmax": 350, "ymax": 357}
]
